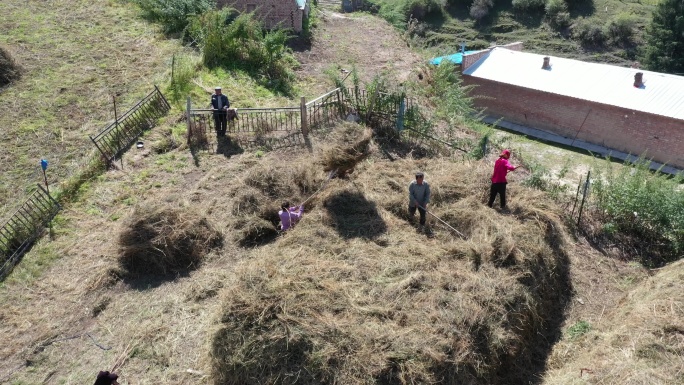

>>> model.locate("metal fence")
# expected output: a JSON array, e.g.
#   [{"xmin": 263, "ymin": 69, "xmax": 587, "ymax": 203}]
[
  {"xmin": 90, "ymin": 86, "xmax": 171, "ymax": 166},
  {"xmin": 186, "ymin": 87, "xmax": 424, "ymax": 152},
  {"xmin": 0, "ymin": 184, "xmax": 61, "ymax": 280}
]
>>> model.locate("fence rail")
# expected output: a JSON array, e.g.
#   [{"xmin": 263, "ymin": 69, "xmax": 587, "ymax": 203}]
[
  {"xmin": 90, "ymin": 86, "xmax": 171, "ymax": 166},
  {"xmin": 0, "ymin": 184, "xmax": 61, "ymax": 280},
  {"xmin": 187, "ymin": 87, "xmax": 423, "ymax": 152}
]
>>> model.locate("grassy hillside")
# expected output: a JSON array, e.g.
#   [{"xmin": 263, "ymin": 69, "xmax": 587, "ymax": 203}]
[
  {"xmin": 370, "ymin": 0, "xmax": 656, "ymax": 66},
  {"xmin": 0, "ymin": 0, "xmax": 179, "ymax": 218}
]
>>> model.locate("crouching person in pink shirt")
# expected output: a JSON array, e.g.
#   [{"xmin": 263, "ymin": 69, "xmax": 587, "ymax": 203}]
[
  {"xmin": 279, "ymin": 201, "xmax": 304, "ymax": 231},
  {"xmin": 488, "ymin": 149, "xmax": 518, "ymax": 210}
]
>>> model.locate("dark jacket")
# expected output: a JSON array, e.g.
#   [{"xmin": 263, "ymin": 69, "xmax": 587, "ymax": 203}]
[{"xmin": 211, "ymin": 94, "xmax": 230, "ymax": 112}]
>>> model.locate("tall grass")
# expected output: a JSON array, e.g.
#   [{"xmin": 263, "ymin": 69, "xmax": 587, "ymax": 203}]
[
  {"xmin": 591, "ymin": 158, "xmax": 684, "ymax": 263},
  {"xmin": 133, "ymin": 0, "xmax": 213, "ymax": 34},
  {"xmin": 187, "ymin": 10, "xmax": 297, "ymax": 95}
]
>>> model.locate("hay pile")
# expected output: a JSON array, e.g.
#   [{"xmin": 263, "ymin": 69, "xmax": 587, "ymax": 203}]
[
  {"xmin": 220, "ymin": 158, "xmax": 329, "ymax": 246},
  {"xmin": 118, "ymin": 204, "xmax": 223, "ymax": 276},
  {"xmin": 544, "ymin": 259, "xmax": 684, "ymax": 384},
  {"xmin": 209, "ymin": 156, "xmax": 574, "ymax": 384},
  {"xmin": 320, "ymin": 123, "xmax": 373, "ymax": 177},
  {"xmin": 0, "ymin": 46, "xmax": 21, "ymax": 87}
]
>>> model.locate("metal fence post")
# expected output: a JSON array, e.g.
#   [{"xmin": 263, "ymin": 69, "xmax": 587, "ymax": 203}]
[{"xmin": 300, "ymin": 97, "xmax": 308, "ymax": 138}]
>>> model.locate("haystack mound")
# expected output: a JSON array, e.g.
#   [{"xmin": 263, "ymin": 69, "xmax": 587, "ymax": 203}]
[
  {"xmin": 209, "ymin": 156, "xmax": 574, "ymax": 384},
  {"xmin": 544, "ymin": 259, "xmax": 684, "ymax": 384},
  {"xmin": 118, "ymin": 204, "xmax": 223, "ymax": 276},
  {"xmin": 0, "ymin": 46, "xmax": 22, "ymax": 87},
  {"xmin": 320, "ymin": 123, "xmax": 373, "ymax": 177}
]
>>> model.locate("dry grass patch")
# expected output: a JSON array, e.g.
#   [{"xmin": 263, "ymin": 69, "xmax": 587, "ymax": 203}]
[
  {"xmin": 118, "ymin": 203, "xmax": 223, "ymax": 277},
  {"xmin": 209, "ymin": 154, "xmax": 574, "ymax": 384},
  {"xmin": 544, "ymin": 259, "xmax": 684, "ymax": 384},
  {"xmin": 319, "ymin": 123, "xmax": 373, "ymax": 177}
]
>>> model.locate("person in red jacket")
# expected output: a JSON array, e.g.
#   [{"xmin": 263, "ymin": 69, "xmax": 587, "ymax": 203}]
[{"xmin": 488, "ymin": 149, "xmax": 518, "ymax": 209}]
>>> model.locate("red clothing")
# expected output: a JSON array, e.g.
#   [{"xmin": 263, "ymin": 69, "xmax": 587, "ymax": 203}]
[{"xmin": 491, "ymin": 157, "xmax": 516, "ymax": 183}]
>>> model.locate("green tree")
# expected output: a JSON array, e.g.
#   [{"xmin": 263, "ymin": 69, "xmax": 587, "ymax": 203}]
[{"xmin": 643, "ymin": 0, "xmax": 684, "ymax": 74}]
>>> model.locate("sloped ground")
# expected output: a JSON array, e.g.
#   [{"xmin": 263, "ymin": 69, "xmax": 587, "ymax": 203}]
[
  {"xmin": 294, "ymin": 6, "xmax": 425, "ymax": 95},
  {"xmin": 0, "ymin": 2, "xmax": 677, "ymax": 385}
]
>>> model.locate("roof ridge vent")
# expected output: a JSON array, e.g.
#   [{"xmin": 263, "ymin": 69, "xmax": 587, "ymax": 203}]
[{"xmin": 542, "ymin": 56, "xmax": 551, "ymax": 70}]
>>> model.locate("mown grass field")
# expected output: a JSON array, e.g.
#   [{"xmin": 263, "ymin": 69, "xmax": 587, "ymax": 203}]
[{"xmin": 0, "ymin": 0, "xmax": 179, "ymax": 218}]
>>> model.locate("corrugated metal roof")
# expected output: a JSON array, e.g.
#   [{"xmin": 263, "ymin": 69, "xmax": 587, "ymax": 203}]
[{"xmin": 463, "ymin": 47, "xmax": 684, "ymax": 121}]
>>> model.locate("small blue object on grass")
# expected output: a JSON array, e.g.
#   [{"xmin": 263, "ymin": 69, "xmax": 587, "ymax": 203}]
[{"xmin": 40, "ymin": 159, "xmax": 48, "ymax": 170}]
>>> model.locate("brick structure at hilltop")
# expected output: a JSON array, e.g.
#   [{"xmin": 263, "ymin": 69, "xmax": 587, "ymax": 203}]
[
  {"xmin": 218, "ymin": 0, "xmax": 310, "ymax": 33},
  {"xmin": 460, "ymin": 43, "xmax": 684, "ymax": 169}
]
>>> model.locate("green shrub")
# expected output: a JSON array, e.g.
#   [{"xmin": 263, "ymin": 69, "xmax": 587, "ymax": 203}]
[
  {"xmin": 591, "ymin": 157, "xmax": 684, "ymax": 262},
  {"xmin": 188, "ymin": 10, "xmax": 297, "ymax": 94},
  {"xmin": 470, "ymin": 0, "xmax": 494, "ymax": 20},
  {"xmin": 513, "ymin": 0, "xmax": 546, "ymax": 11},
  {"xmin": 545, "ymin": 0, "xmax": 567, "ymax": 16},
  {"xmin": 573, "ymin": 17, "xmax": 606, "ymax": 46},
  {"xmin": 134, "ymin": 0, "xmax": 213, "ymax": 34},
  {"xmin": 606, "ymin": 13, "xmax": 637, "ymax": 44}
]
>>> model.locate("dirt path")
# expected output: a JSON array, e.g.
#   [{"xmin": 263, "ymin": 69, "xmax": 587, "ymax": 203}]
[{"xmin": 294, "ymin": 7, "xmax": 424, "ymax": 95}]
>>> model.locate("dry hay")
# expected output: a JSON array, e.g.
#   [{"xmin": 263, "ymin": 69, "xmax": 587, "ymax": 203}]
[
  {"xmin": 209, "ymin": 156, "xmax": 574, "ymax": 384},
  {"xmin": 0, "ymin": 46, "xmax": 21, "ymax": 87},
  {"xmin": 222, "ymin": 159, "xmax": 330, "ymax": 246},
  {"xmin": 319, "ymin": 123, "xmax": 373, "ymax": 177},
  {"xmin": 118, "ymin": 204, "xmax": 223, "ymax": 277},
  {"xmin": 544, "ymin": 259, "xmax": 684, "ymax": 384}
]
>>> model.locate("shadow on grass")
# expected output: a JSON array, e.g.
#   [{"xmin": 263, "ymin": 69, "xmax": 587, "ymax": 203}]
[
  {"xmin": 323, "ymin": 190, "xmax": 387, "ymax": 239},
  {"xmin": 123, "ymin": 270, "xmax": 191, "ymax": 291}
]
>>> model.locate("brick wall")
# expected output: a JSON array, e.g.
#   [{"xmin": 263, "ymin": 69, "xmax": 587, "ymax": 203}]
[
  {"xmin": 463, "ymin": 76, "xmax": 684, "ymax": 168},
  {"xmin": 462, "ymin": 42, "xmax": 523, "ymax": 71},
  {"xmin": 219, "ymin": 0, "xmax": 305, "ymax": 32}
]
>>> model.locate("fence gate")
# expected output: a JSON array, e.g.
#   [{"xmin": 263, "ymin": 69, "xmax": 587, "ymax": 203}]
[
  {"xmin": 90, "ymin": 86, "xmax": 171, "ymax": 166},
  {"xmin": 0, "ymin": 184, "xmax": 61, "ymax": 280}
]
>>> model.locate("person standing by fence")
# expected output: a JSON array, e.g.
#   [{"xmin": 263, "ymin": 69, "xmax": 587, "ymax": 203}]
[
  {"xmin": 488, "ymin": 149, "xmax": 518, "ymax": 210},
  {"xmin": 211, "ymin": 86, "xmax": 230, "ymax": 136},
  {"xmin": 408, "ymin": 172, "xmax": 431, "ymax": 230}
]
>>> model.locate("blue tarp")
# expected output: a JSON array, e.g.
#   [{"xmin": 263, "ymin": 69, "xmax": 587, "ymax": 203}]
[{"xmin": 430, "ymin": 51, "xmax": 479, "ymax": 65}]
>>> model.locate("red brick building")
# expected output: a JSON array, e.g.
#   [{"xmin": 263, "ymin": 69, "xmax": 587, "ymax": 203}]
[
  {"xmin": 218, "ymin": 0, "xmax": 310, "ymax": 32},
  {"xmin": 461, "ymin": 44, "xmax": 684, "ymax": 169}
]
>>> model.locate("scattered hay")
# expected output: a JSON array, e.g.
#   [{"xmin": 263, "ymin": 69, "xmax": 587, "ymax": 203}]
[
  {"xmin": 233, "ymin": 216, "xmax": 278, "ymax": 247},
  {"xmin": 0, "ymin": 46, "xmax": 21, "ymax": 87},
  {"xmin": 210, "ymin": 157, "xmax": 574, "ymax": 384},
  {"xmin": 118, "ymin": 204, "xmax": 223, "ymax": 277},
  {"xmin": 320, "ymin": 123, "xmax": 372, "ymax": 177}
]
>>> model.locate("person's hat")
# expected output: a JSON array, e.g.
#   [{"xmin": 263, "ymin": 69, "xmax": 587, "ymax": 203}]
[
  {"xmin": 500, "ymin": 149, "xmax": 511, "ymax": 158},
  {"xmin": 214, "ymin": 86, "xmax": 222, "ymax": 90},
  {"xmin": 415, "ymin": 172, "xmax": 424, "ymax": 177}
]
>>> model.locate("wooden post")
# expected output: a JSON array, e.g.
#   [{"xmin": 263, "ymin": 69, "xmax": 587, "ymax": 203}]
[
  {"xmin": 300, "ymin": 97, "xmax": 308, "ymax": 138},
  {"xmin": 186, "ymin": 96, "xmax": 192, "ymax": 145},
  {"xmin": 577, "ymin": 171, "xmax": 591, "ymax": 227}
]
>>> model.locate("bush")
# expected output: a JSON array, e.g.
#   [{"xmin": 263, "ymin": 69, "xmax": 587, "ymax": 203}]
[
  {"xmin": 512, "ymin": 0, "xmax": 546, "ymax": 11},
  {"xmin": 591, "ymin": 158, "xmax": 684, "ymax": 264},
  {"xmin": 188, "ymin": 10, "xmax": 297, "ymax": 94},
  {"xmin": 606, "ymin": 13, "xmax": 637, "ymax": 44},
  {"xmin": 573, "ymin": 17, "xmax": 606, "ymax": 46},
  {"xmin": 545, "ymin": 0, "xmax": 570, "ymax": 29},
  {"xmin": 0, "ymin": 46, "xmax": 22, "ymax": 87},
  {"xmin": 545, "ymin": 0, "xmax": 566, "ymax": 17},
  {"xmin": 470, "ymin": 0, "xmax": 494, "ymax": 20},
  {"xmin": 134, "ymin": 0, "xmax": 213, "ymax": 34}
]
